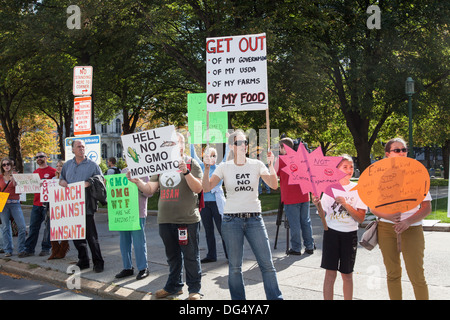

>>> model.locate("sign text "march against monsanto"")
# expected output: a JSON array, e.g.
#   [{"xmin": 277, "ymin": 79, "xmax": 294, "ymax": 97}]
[{"xmin": 206, "ymin": 33, "xmax": 268, "ymax": 112}]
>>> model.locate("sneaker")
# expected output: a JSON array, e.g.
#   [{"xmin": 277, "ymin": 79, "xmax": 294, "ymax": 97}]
[
  {"xmin": 115, "ymin": 268, "xmax": 134, "ymax": 278},
  {"xmin": 188, "ymin": 293, "xmax": 202, "ymax": 300},
  {"xmin": 154, "ymin": 289, "xmax": 183, "ymax": 299},
  {"xmin": 201, "ymin": 258, "xmax": 216, "ymax": 263},
  {"xmin": 304, "ymin": 248, "xmax": 314, "ymax": 254},
  {"xmin": 136, "ymin": 268, "xmax": 149, "ymax": 280},
  {"xmin": 39, "ymin": 251, "xmax": 50, "ymax": 256},
  {"xmin": 4, "ymin": 252, "xmax": 12, "ymax": 257}
]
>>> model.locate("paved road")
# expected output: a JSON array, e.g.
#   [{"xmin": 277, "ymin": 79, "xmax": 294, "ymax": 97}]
[
  {"xmin": 0, "ymin": 271, "xmax": 103, "ymax": 300},
  {"xmin": 1, "ymin": 187, "xmax": 449, "ymax": 301}
]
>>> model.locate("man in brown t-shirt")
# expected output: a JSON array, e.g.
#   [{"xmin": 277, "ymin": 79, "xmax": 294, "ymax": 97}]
[{"xmin": 128, "ymin": 132, "xmax": 203, "ymax": 300}]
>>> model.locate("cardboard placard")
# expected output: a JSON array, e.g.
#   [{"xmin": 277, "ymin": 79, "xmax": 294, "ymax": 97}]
[
  {"xmin": 206, "ymin": 33, "xmax": 268, "ymax": 112},
  {"xmin": 351, "ymin": 157, "xmax": 430, "ymax": 214},
  {"xmin": 106, "ymin": 174, "xmax": 141, "ymax": 231}
]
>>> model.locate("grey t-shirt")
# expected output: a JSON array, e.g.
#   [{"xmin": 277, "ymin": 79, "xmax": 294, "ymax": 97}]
[{"xmin": 150, "ymin": 156, "xmax": 203, "ymax": 224}]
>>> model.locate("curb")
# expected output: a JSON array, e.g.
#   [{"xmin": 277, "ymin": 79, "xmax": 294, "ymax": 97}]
[{"xmin": 0, "ymin": 258, "xmax": 150, "ymax": 300}]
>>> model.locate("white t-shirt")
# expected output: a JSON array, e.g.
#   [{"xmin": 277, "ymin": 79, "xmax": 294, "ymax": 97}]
[
  {"xmin": 379, "ymin": 192, "xmax": 432, "ymax": 226},
  {"xmin": 320, "ymin": 182, "xmax": 367, "ymax": 232},
  {"xmin": 213, "ymin": 158, "xmax": 269, "ymax": 214}
]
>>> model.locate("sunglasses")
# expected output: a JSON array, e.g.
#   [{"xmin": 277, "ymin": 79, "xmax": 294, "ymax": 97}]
[
  {"xmin": 234, "ymin": 140, "xmax": 249, "ymax": 146},
  {"xmin": 35, "ymin": 155, "xmax": 46, "ymax": 159},
  {"xmin": 2, "ymin": 163, "xmax": 11, "ymax": 167},
  {"xmin": 390, "ymin": 148, "xmax": 408, "ymax": 153}
]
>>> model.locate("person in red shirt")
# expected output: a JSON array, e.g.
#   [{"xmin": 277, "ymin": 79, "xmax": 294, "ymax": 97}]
[
  {"xmin": 275, "ymin": 138, "xmax": 314, "ymax": 255},
  {"xmin": 19, "ymin": 152, "xmax": 56, "ymax": 257}
]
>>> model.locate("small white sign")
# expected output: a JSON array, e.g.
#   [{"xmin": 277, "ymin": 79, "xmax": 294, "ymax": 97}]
[
  {"xmin": 73, "ymin": 66, "xmax": 93, "ymax": 96},
  {"xmin": 13, "ymin": 174, "xmax": 41, "ymax": 194},
  {"xmin": 65, "ymin": 135, "xmax": 101, "ymax": 165}
]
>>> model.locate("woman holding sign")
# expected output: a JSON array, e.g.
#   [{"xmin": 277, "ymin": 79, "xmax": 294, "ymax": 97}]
[
  {"xmin": 372, "ymin": 138, "xmax": 431, "ymax": 300},
  {"xmin": 202, "ymin": 130, "xmax": 283, "ymax": 300},
  {"xmin": 0, "ymin": 158, "xmax": 27, "ymax": 257}
]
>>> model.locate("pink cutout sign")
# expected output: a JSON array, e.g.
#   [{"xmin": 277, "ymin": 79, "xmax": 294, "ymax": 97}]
[{"xmin": 279, "ymin": 144, "xmax": 347, "ymax": 198}]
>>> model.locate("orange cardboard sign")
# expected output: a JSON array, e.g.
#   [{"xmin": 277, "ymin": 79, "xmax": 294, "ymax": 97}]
[{"xmin": 351, "ymin": 157, "xmax": 429, "ymax": 214}]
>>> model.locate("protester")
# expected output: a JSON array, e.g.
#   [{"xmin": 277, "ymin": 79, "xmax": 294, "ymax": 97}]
[
  {"xmin": 202, "ymin": 129, "xmax": 283, "ymax": 300},
  {"xmin": 128, "ymin": 132, "xmax": 203, "ymax": 300},
  {"xmin": 115, "ymin": 165, "xmax": 151, "ymax": 280},
  {"xmin": 312, "ymin": 154, "xmax": 367, "ymax": 300},
  {"xmin": 106, "ymin": 157, "xmax": 120, "ymax": 175},
  {"xmin": 371, "ymin": 138, "xmax": 432, "ymax": 300},
  {"xmin": 20, "ymin": 152, "xmax": 56, "ymax": 258},
  {"xmin": 59, "ymin": 140, "xmax": 105, "ymax": 272},
  {"xmin": 190, "ymin": 140, "xmax": 228, "ymax": 263},
  {"xmin": 48, "ymin": 160, "xmax": 70, "ymax": 260},
  {"xmin": 0, "ymin": 158, "xmax": 27, "ymax": 257},
  {"xmin": 275, "ymin": 138, "xmax": 314, "ymax": 255}
]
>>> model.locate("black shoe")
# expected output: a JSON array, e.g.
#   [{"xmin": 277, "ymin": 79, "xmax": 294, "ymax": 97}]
[
  {"xmin": 136, "ymin": 268, "xmax": 149, "ymax": 280},
  {"xmin": 115, "ymin": 268, "xmax": 134, "ymax": 278},
  {"xmin": 76, "ymin": 261, "xmax": 90, "ymax": 270},
  {"xmin": 201, "ymin": 258, "xmax": 217, "ymax": 263},
  {"xmin": 93, "ymin": 264, "xmax": 104, "ymax": 273},
  {"xmin": 304, "ymin": 248, "xmax": 314, "ymax": 254},
  {"xmin": 287, "ymin": 249, "xmax": 301, "ymax": 256}
]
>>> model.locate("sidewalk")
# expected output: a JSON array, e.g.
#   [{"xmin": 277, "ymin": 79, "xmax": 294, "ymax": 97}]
[{"xmin": 1, "ymin": 192, "xmax": 449, "ymax": 300}]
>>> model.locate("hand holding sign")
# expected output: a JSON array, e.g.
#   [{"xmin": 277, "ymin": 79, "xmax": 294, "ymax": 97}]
[
  {"xmin": 351, "ymin": 157, "xmax": 430, "ymax": 214},
  {"xmin": 279, "ymin": 143, "xmax": 347, "ymax": 198}
]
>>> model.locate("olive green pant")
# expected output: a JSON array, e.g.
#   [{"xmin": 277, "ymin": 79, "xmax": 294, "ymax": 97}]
[{"xmin": 378, "ymin": 221, "xmax": 429, "ymax": 300}]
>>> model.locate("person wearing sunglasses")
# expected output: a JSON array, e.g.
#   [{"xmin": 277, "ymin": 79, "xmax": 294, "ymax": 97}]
[
  {"xmin": 189, "ymin": 133, "xmax": 229, "ymax": 263},
  {"xmin": 0, "ymin": 158, "xmax": 27, "ymax": 257},
  {"xmin": 371, "ymin": 138, "xmax": 432, "ymax": 300},
  {"xmin": 20, "ymin": 152, "xmax": 56, "ymax": 258},
  {"xmin": 202, "ymin": 129, "xmax": 283, "ymax": 300}
]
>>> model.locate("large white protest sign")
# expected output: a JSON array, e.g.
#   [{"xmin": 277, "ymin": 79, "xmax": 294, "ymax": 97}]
[
  {"xmin": 121, "ymin": 125, "xmax": 180, "ymax": 179},
  {"xmin": 48, "ymin": 181, "xmax": 86, "ymax": 241},
  {"xmin": 13, "ymin": 174, "xmax": 41, "ymax": 193},
  {"xmin": 206, "ymin": 33, "xmax": 268, "ymax": 112}
]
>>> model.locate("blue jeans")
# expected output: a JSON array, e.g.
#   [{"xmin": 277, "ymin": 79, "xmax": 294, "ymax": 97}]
[
  {"xmin": 159, "ymin": 222, "xmax": 201, "ymax": 294},
  {"xmin": 24, "ymin": 205, "xmax": 51, "ymax": 254},
  {"xmin": 119, "ymin": 217, "xmax": 148, "ymax": 271},
  {"xmin": 284, "ymin": 202, "xmax": 314, "ymax": 252},
  {"xmin": 200, "ymin": 201, "xmax": 227, "ymax": 260},
  {"xmin": 0, "ymin": 202, "xmax": 27, "ymax": 254},
  {"xmin": 222, "ymin": 215, "xmax": 283, "ymax": 300}
]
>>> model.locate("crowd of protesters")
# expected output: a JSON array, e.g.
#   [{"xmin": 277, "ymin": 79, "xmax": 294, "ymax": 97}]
[{"xmin": 0, "ymin": 133, "xmax": 432, "ymax": 300}]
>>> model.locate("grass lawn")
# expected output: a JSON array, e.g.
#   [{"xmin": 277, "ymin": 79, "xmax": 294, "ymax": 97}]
[{"xmin": 427, "ymin": 197, "xmax": 449, "ymax": 223}]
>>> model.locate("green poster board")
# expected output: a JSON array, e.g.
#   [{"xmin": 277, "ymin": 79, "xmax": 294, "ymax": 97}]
[
  {"xmin": 188, "ymin": 93, "xmax": 228, "ymax": 144},
  {"xmin": 106, "ymin": 174, "xmax": 141, "ymax": 231}
]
